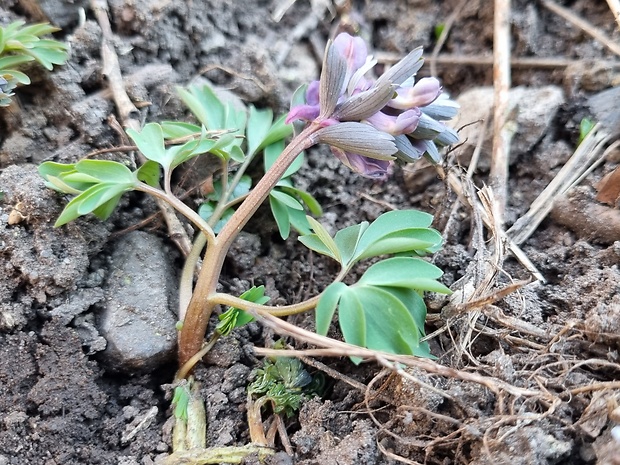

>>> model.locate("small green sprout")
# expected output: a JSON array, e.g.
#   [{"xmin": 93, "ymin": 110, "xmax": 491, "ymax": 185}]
[
  {"xmin": 578, "ymin": 117, "xmax": 596, "ymax": 146},
  {"xmin": 0, "ymin": 21, "xmax": 69, "ymax": 106},
  {"xmin": 248, "ymin": 353, "xmax": 321, "ymax": 417},
  {"xmin": 434, "ymin": 23, "xmax": 446, "ymax": 41}
]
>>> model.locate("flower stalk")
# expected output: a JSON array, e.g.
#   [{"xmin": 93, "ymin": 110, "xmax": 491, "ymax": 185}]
[{"xmin": 177, "ymin": 125, "xmax": 319, "ymax": 371}]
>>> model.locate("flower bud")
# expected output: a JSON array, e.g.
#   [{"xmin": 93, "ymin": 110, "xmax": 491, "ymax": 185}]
[
  {"xmin": 365, "ymin": 108, "xmax": 421, "ymax": 136},
  {"xmin": 389, "ymin": 77, "xmax": 441, "ymax": 110}
]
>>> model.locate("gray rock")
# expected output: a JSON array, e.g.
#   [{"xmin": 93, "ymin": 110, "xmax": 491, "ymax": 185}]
[
  {"xmin": 98, "ymin": 231, "xmax": 178, "ymax": 372},
  {"xmin": 451, "ymin": 86, "xmax": 565, "ymax": 168},
  {"xmin": 586, "ymin": 85, "xmax": 620, "ymax": 136}
]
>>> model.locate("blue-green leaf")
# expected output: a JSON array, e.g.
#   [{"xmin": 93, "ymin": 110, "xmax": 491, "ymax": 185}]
[
  {"xmin": 160, "ymin": 121, "xmax": 202, "ymax": 138},
  {"xmin": 270, "ymin": 190, "xmax": 304, "ymax": 211},
  {"xmin": 334, "ymin": 222, "xmax": 369, "ymax": 267},
  {"xmin": 354, "ymin": 228, "xmax": 443, "ymax": 262},
  {"xmin": 92, "ymin": 193, "xmax": 124, "ymax": 221},
  {"xmin": 287, "ymin": 207, "xmax": 312, "ymax": 236},
  {"xmin": 264, "ymin": 140, "xmax": 304, "ymax": 179},
  {"xmin": 354, "ymin": 285, "xmax": 420, "ymax": 355},
  {"xmin": 247, "ymin": 106, "xmax": 273, "ymax": 156},
  {"xmin": 297, "ymin": 234, "xmax": 337, "ymax": 260},
  {"xmin": 126, "ymin": 123, "xmax": 168, "ymax": 167},
  {"xmin": 359, "ymin": 257, "xmax": 445, "ymax": 286},
  {"xmin": 316, "ymin": 282, "xmax": 347, "ymax": 335},
  {"xmin": 303, "ymin": 217, "xmax": 340, "ymax": 263},
  {"xmin": 76, "ymin": 183, "xmax": 128, "ymax": 215},
  {"xmin": 258, "ymin": 114, "xmax": 293, "ymax": 151},
  {"xmin": 355, "ymin": 210, "xmax": 434, "ymax": 254},
  {"xmin": 337, "ymin": 288, "xmax": 366, "ymax": 349},
  {"xmin": 270, "ymin": 195, "xmax": 291, "ymax": 240},
  {"xmin": 177, "ymin": 85, "xmax": 225, "ymax": 129},
  {"xmin": 75, "ymin": 159, "xmax": 135, "ymax": 184},
  {"xmin": 198, "ymin": 202, "xmax": 234, "ymax": 233},
  {"xmin": 278, "ymin": 186, "xmax": 322, "ymax": 216},
  {"xmin": 136, "ymin": 160, "xmax": 161, "ymax": 187}
]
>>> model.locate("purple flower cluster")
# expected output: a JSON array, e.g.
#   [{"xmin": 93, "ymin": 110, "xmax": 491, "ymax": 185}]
[{"xmin": 286, "ymin": 33, "xmax": 459, "ymax": 179}]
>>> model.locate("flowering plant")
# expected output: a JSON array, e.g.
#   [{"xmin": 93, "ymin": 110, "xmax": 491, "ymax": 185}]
[
  {"xmin": 286, "ymin": 32, "xmax": 459, "ymax": 178},
  {"xmin": 39, "ymin": 32, "xmax": 459, "ymax": 458}
]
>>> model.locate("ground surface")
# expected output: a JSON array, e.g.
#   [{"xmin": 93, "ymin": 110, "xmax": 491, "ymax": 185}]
[{"xmin": 1, "ymin": 1, "xmax": 620, "ymax": 464}]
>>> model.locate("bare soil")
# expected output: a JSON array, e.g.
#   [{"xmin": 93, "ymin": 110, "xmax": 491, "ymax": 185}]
[{"xmin": 1, "ymin": 1, "xmax": 620, "ymax": 464}]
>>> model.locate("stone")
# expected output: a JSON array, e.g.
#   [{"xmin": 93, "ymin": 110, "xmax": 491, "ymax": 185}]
[
  {"xmin": 98, "ymin": 231, "xmax": 178, "ymax": 372},
  {"xmin": 450, "ymin": 85, "xmax": 565, "ymax": 169}
]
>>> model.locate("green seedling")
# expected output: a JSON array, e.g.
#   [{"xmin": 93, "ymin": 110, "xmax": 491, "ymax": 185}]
[
  {"xmin": 0, "ymin": 21, "xmax": 68, "ymax": 106},
  {"xmin": 39, "ymin": 31, "xmax": 460, "ymax": 460},
  {"xmin": 578, "ymin": 117, "xmax": 595, "ymax": 146}
]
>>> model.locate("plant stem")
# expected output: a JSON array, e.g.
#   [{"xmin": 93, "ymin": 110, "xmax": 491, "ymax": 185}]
[
  {"xmin": 177, "ymin": 124, "xmax": 319, "ymax": 372},
  {"xmin": 210, "ymin": 293, "xmax": 321, "ymax": 316},
  {"xmin": 136, "ymin": 182, "xmax": 215, "ymax": 242}
]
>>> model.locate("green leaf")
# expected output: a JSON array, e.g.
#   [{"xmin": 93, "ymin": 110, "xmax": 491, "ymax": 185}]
[
  {"xmin": 354, "ymin": 286, "xmax": 420, "ymax": 355},
  {"xmin": 160, "ymin": 121, "xmax": 202, "ymax": 138},
  {"xmin": 359, "ymin": 257, "xmax": 444, "ymax": 286},
  {"xmin": 177, "ymin": 85, "xmax": 225, "ymax": 130},
  {"xmin": 334, "ymin": 222, "xmax": 369, "ymax": 267},
  {"xmin": 126, "ymin": 123, "xmax": 168, "ymax": 167},
  {"xmin": 316, "ymin": 282, "xmax": 347, "ymax": 335},
  {"xmin": 269, "ymin": 195, "xmax": 291, "ymax": 240},
  {"xmin": 247, "ymin": 106, "xmax": 273, "ymax": 156},
  {"xmin": 578, "ymin": 117, "xmax": 596, "ymax": 145},
  {"xmin": 217, "ymin": 286, "xmax": 270, "ymax": 336},
  {"xmin": 354, "ymin": 228, "xmax": 443, "ymax": 262},
  {"xmin": 136, "ymin": 160, "xmax": 161, "ymax": 187},
  {"xmin": 75, "ymin": 159, "xmax": 135, "ymax": 184},
  {"xmin": 270, "ymin": 189, "xmax": 303, "ymax": 211},
  {"xmin": 303, "ymin": 217, "xmax": 340, "ymax": 263},
  {"xmin": 264, "ymin": 140, "xmax": 304, "ymax": 179},
  {"xmin": 172, "ymin": 385, "xmax": 190, "ymax": 421},
  {"xmin": 76, "ymin": 183, "xmax": 128, "ymax": 215},
  {"xmin": 355, "ymin": 210, "xmax": 433, "ymax": 252},
  {"xmin": 337, "ymin": 288, "xmax": 366, "ymax": 349},
  {"xmin": 258, "ymin": 113, "xmax": 293, "ymax": 151}
]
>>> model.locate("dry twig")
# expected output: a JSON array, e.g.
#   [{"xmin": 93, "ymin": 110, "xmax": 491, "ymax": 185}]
[
  {"xmin": 542, "ymin": 0, "xmax": 620, "ymax": 57},
  {"xmin": 91, "ymin": 0, "xmax": 193, "ymax": 255},
  {"xmin": 491, "ymin": 0, "xmax": 513, "ymax": 225}
]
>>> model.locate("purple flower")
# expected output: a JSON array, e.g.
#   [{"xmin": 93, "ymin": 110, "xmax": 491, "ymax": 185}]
[{"xmin": 287, "ymin": 33, "xmax": 459, "ymax": 177}]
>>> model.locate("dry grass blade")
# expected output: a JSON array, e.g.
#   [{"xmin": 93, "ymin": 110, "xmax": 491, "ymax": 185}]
[
  {"xmin": 608, "ymin": 0, "xmax": 620, "ymax": 30},
  {"xmin": 251, "ymin": 309, "xmax": 548, "ymax": 399},
  {"xmin": 542, "ymin": 0, "xmax": 620, "ymax": 56},
  {"xmin": 507, "ymin": 124, "xmax": 614, "ymax": 245},
  {"xmin": 491, "ymin": 0, "xmax": 513, "ymax": 225}
]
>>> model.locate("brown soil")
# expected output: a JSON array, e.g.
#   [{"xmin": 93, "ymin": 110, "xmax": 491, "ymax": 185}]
[{"xmin": 1, "ymin": 1, "xmax": 620, "ymax": 464}]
